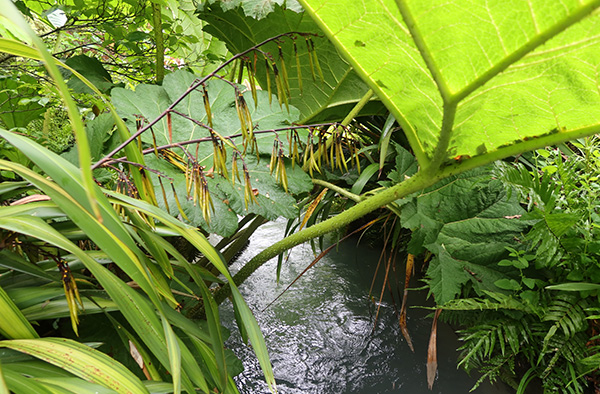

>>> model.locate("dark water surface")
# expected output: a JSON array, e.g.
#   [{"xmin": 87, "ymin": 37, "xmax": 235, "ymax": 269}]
[{"xmin": 220, "ymin": 220, "xmax": 512, "ymax": 394}]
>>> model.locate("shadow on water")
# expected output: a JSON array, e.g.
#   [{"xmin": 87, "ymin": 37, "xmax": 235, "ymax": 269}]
[{"xmin": 220, "ymin": 220, "xmax": 513, "ymax": 394}]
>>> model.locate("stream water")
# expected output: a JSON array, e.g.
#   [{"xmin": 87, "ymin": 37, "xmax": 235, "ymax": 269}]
[{"xmin": 220, "ymin": 220, "xmax": 512, "ymax": 393}]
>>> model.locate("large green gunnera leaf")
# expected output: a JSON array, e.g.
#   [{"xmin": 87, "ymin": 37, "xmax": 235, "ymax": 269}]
[
  {"xmin": 299, "ymin": 0, "xmax": 600, "ymax": 167},
  {"xmin": 199, "ymin": 3, "xmax": 381, "ymax": 123},
  {"xmin": 400, "ymin": 168, "xmax": 530, "ymax": 304},
  {"xmin": 112, "ymin": 70, "xmax": 312, "ymax": 236}
]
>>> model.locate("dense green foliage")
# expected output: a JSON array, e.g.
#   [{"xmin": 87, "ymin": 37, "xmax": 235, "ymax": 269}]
[{"xmin": 3, "ymin": 1, "xmax": 600, "ymax": 393}]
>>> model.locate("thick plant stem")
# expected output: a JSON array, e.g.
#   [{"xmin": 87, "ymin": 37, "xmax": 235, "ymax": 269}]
[
  {"xmin": 152, "ymin": 2, "xmax": 164, "ymax": 83},
  {"xmin": 214, "ymin": 168, "xmax": 442, "ymax": 304}
]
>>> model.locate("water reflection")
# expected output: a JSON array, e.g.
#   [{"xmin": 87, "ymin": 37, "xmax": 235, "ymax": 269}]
[{"xmin": 220, "ymin": 220, "xmax": 511, "ymax": 393}]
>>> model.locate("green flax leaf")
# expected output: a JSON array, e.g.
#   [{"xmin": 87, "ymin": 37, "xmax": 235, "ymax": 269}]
[{"xmin": 0, "ymin": 338, "xmax": 148, "ymax": 394}]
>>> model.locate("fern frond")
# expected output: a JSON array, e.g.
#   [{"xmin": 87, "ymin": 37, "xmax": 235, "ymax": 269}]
[
  {"xmin": 542, "ymin": 294, "xmax": 588, "ymax": 352},
  {"xmin": 440, "ymin": 292, "xmax": 536, "ymax": 314}
]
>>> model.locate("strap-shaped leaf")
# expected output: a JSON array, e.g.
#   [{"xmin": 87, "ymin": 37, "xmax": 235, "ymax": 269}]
[
  {"xmin": 0, "ymin": 286, "xmax": 38, "ymax": 340},
  {"xmin": 299, "ymin": 0, "xmax": 600, "ymax": 168},
  {"xmin": 0, "ymin": 338, "xmax": 148, "ymax": 394}
]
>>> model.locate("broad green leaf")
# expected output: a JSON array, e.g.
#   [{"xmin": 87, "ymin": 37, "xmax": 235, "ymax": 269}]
[
  {"xmin": 0, "ymin": 362, "xmax": 8, "ymax": 394},
  {"xmin": 2, "ymin": 361, "xmax": 116, "ymax": 393},
  {"xmin": 401, "ymin": 168, "xmax": 529, "ymax": 303},
  {"xmin": 0, "ymin": 338, "xmax": 148, "ymax": 394},
  {"xmin": 0, "ymin": 249, "xmax": 55, "ymax": 281},
  {"xmin": 112, "ymin": 70, "xmax": 299, "ymax": 153},
  {"xmin": 21, "ymin": 297, "xmax": 117, "ymax": 321},
  {"xmin": 546, "ymin": 282, "xmax": 600, "ymax": 291},
  {"xmin": 299, "ymin": 0, "xmax": 600, "ymax": 168},
  {"xmin": 200, "ymin": 3, "xmax": 379, "ymax": 122},
  {"xmin": 112, "ymin": 70, "xmax": 312, "ymax": 236},
  {"xmin": 63, "ymin": 55, "xmax": 115, "ymax": 94},
  {"xmin": 350, "ymin": 162, "xmax": 378, "ymax": 195},
  {"xmin": 160, "ymin": 318, "xmax": 181, "ymax": 394},
  {"xmin": 2, "ymin": 368, "xmax": 56, "ymax": 394},
  {"xmin": 32, "ymin": 378, "xmax": 117, "ymax": 394},
  {"xmin": 0, "ymin": 285, "xmax": 38, "ymax": 339}
]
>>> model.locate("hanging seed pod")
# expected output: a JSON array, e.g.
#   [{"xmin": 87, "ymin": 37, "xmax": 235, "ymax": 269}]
[
  {"xmin": 229, "ymin": 58, "xmax": 239, "ymax": 81},
  {"xmin": 167, "ymin": 112, "xmax": 173, "ymax": 143},
  {"xmin": 269, "ymin": 139, "xmax": 278, "ymax": 175},
  {"xmin": 309, "ymin": 38, "xmax": 325, "ymax": 83},
  {"xmin": 234, "ymin": 92, "xmax": 249, "ymax": 150},
  {"xmin": 151, "ymin": 129, "xmax": 159, "ymax": 158},
  {"xmin": 329, "ymin": 131, "xmax": 336, "ymax": 169},
  {"xmin": 319, "ymin": 130, "xmax": 327, "ymax": 167},
  {"xmin": 293, "ymin": 39, "xmax": 303, "ymax": 95},
  {"xmin": 240, "ymin": 94, "xmax": 254, "ymax": 138},
  {"xmin": 289, "ymin": 130, "xmax": 300, "ymax": 168},
  {"xmin": 273, "ymin": 64, "xmax": 283, "ymax": 105},
  {"xmin": 58, "ymin": 259, "xmax": 82, "ymax": 335},
  {"xmin": 219, "ymin": 142, "xmax": 229, "ymax": 180},
  {"xmin": 158, "ymin": 177, "xmax": 170, "ymax": 213},
  {"xmin": 272, "ymin": 62, "xmax": 289, "ymax": 112},
  {"xmin": 265, "ymin": 57, "xmax": 273, "ymax": 105},
  {"xmin": 171, "ymin": 182, "xmax": 190, "ymax": 222},
  {"xmin": 193, "ymin": 165, "xmax": 202, "ymax": 207},
  {"xmin": 136, "ymin": 116, "xmax": 143, "ymax": 131},
  {"xmin": 250, "ymin": 135, "xmax": 260, "ymax": 162},
  {"xmin": 140, "ymin": 170, "xmax": 158, "ymax": 206},
  {"xmin": 303, "ymin": 132, "xmax": 318, "ymax": 177},
  {"xmin": 338, "ymin": 134, "xmax": 348, "ymax": 172},
  {"xmin": 275, "ymin": 147, "xmax": 288, "ymax": 192},
  {"xmin": 231, "ymin": 151, "xmax": 241, "ymax": 185},
  {"xmin": 278, "ymin": 44, "xmax": 290, "ymax": 96},
  {"xmin": 211, "ymin": 136, "xmax": 221, "ymax": 176},
  {"xmin": 246, "ymin": 58, "xmax": 258, "ymax": 109},
  {"xmin": 202, "ymin": 86, "xmax": 213, "ymax": 128},
  {"xmin": 303, "ymin": 132, "xmax": 312, "ymax": 168},
  {"xmin": 353, "ymin": 139, "xmax": 361, "ymax": 173},
  {"xmin": 272, "ymin": 62, "xmax": 283, "ymax": 108},
  {"xmin": 236, "ymin": 56, "xmax": 244, "ymax": 84},
  {"xmin": 305, "ymin": 37, "xmax": 316, "ymax": 82},
  {"xmin": 199, "ymin": 173, "xmax": 214, "ymax": 223},
  {"xmin": 242, "ymin": 162, "xmax": 258, "ymax": 208},
  {"xmin": 185, "ymin": 162, "xmax": 193, "ymax": 197}
]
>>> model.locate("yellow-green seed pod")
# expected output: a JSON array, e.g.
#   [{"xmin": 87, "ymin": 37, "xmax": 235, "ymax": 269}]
[
  {"xmin": 278, "ymin": 45, "xmax": 290, "ymax": 96},
  {"xmin": 294, "ymin": 40, "xmax": 303, "ymax": 95},
  {"xmin": 203, "ymin": 87, "xmax": 213, "ymax": 128},
  {"xmin": 158, "ymin": 177, "xmax": 170, "ymax": 213},
  {"xmin": 246, "ymin": 58, "xmax": 258, "ymax": 109},
  {"xmin": 232, "ymin": 151, "xmax": 241, "ymax": 185},
  {"xmin": 172, "ymin": 182, "xmax": 190, "ymax": 222},
  {"xmin": 273, "ymin": 62, "xmax": 284, "ymax": 109},
  {"xmin": 305, "ymin": 37, "xmax": 316, "ymax": 82},
  {"xmin": 265, "ymin": 58, "xmax": 273, "ymax": 105},
  {"xmin": 269, "ymin": 140, "xmax": 278, "ymax": 175},
  {"xmin": 310, "ymin": 38, "xmax": 325, "ymax": 83}
]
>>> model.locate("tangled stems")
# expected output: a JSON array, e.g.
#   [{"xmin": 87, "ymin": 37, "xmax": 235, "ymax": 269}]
[{"xmin": 213, "ymin": 167, "xmax": 444, "ymax": 305}]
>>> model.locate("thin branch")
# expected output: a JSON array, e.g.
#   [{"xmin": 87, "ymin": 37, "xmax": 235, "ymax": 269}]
[{"xmin": 91, "ymin": 31, "xmax": 319, "ymax": 170}]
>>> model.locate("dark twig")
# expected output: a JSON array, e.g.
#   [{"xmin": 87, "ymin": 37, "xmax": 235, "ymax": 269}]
[{"xmin": 91, "ymin": 31, "xmax": 319, "ymax": 170}]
